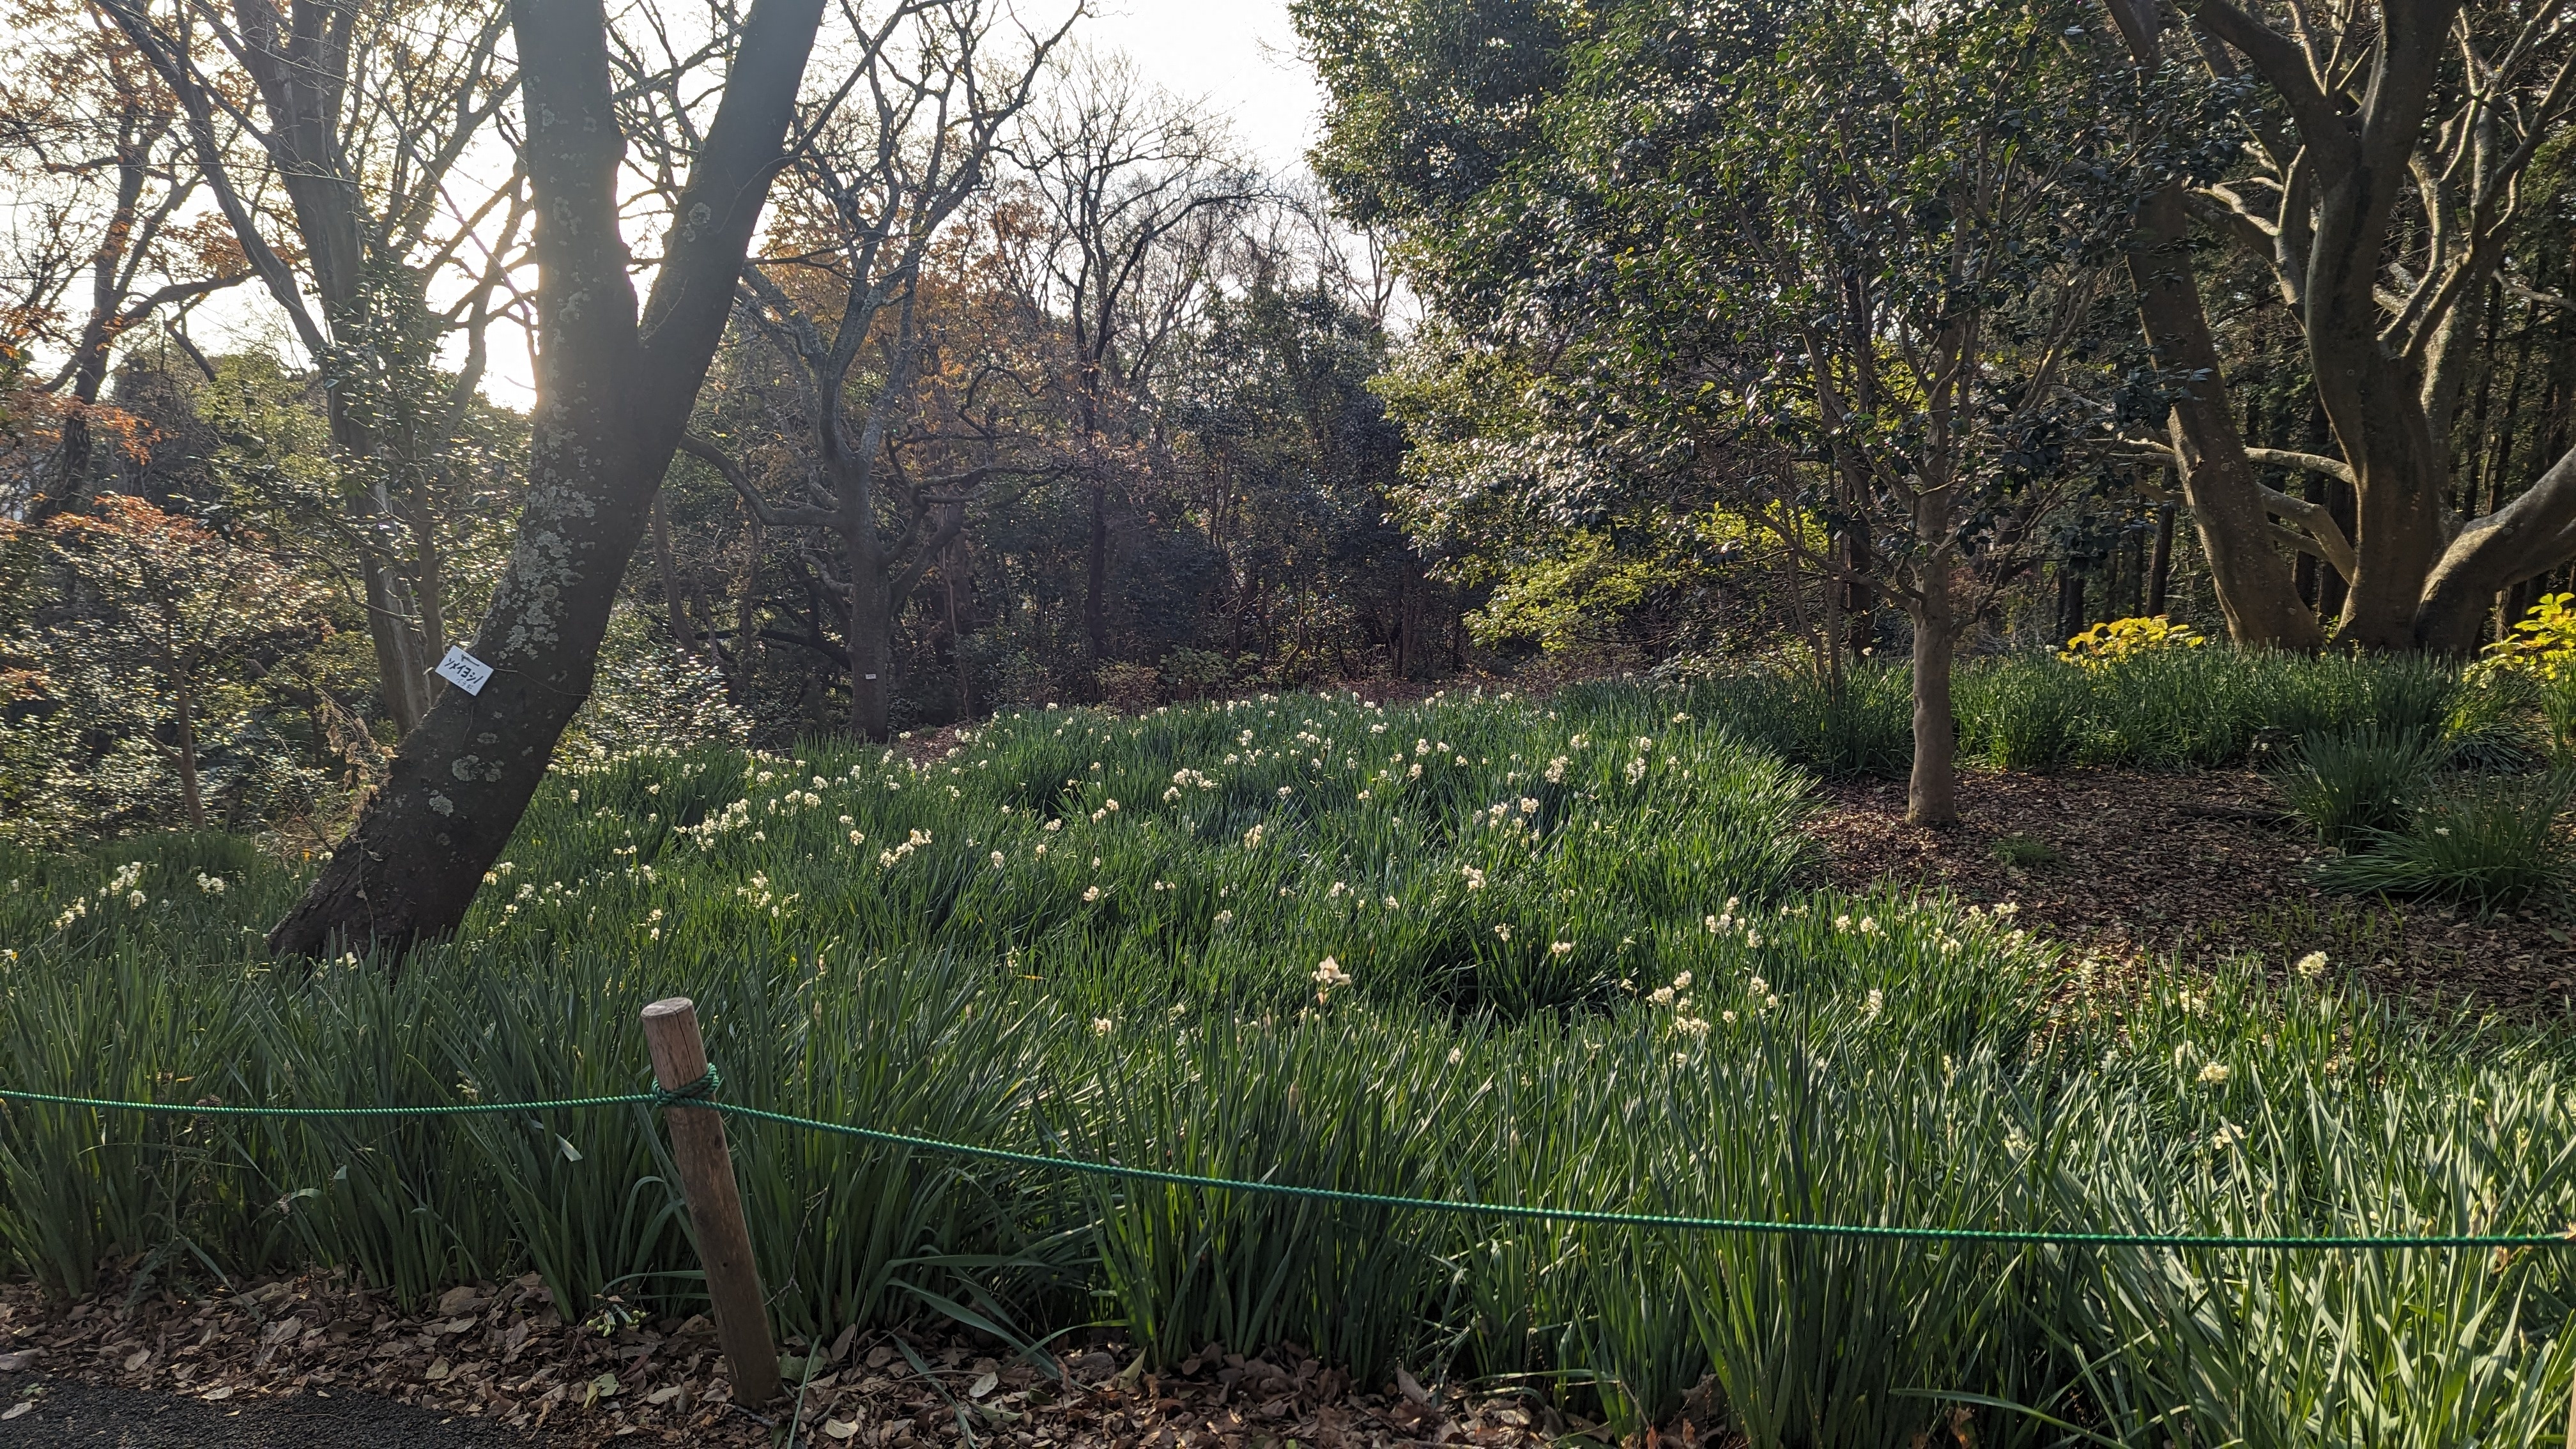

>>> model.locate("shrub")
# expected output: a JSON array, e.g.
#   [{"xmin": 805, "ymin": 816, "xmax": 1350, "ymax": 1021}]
[
  {"xmin": 1158, "ymin": 647, "xmax": 1234, "ymax": 700},
  {"xmin": 1094, "ymin": 661, "xmax": 1163, "ymax": 713},
  {"xmin": 2316, "ymin": 776, "xmax": 2574, "ymax": 911},
  {"xmin": 2057, "ymin": 613, "xmax": 2205, "ymax": 668},
  {"xmin": 2466, "ymin": 593, "xmax": 2576, "ymax": 759},
  {"xmin": 2271, "ymin": 725, "xmax": 2444, "ymax": 851},
  {"xmin": 2472, "ymin": 590, "xmax": 2576, "ymax": 680}
]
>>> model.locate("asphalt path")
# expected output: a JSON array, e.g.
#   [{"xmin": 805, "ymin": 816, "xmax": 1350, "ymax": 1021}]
[{"xmin": 0, "ymin": 1371, "xmax": 533, "ymax": 1447}]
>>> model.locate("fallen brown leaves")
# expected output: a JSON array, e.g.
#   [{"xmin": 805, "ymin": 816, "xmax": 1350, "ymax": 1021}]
[
  {"xmin": 0, "ymin": 1272, "xmax": 1593, "ymax": 1446},
  {"xmin": 1805, "ymin": 766, "xmax": 2576, "ymax": 1015},
  {"xmin": 0, "ymin": 1269, "xmax": 743, "ymax": 1444}
]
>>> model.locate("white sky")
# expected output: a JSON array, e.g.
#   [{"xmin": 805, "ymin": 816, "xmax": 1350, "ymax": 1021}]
[
  {"xmin": 1078, "ymin": 0, "xmax": 1321, "ymax": 174},
  {"xmin": 174, "ymin": 0, "xmax": 1329, "ymax": 411}
]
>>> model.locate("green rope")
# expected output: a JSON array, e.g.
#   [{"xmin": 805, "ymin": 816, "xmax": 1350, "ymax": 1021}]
[
  {"xmin": 711, "ymin": 1102, "xmax": 2576, "ymax": 1253},
  {"xmin": 649, "ymin": 1068, "xmax": 721, "ymax": 1108},
  {"xmin": 0, "ymin": 1085, "xmax": 655, "ymax": 1118},
  {"xmin": 5, "ymin": 1080, "xmax": 2570, "ymax": 1253}
]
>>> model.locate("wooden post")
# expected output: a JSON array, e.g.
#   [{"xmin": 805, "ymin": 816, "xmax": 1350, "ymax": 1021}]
[{"xmin": 641, "ymin": 996, "xmax": 779, "ymax": 1405}]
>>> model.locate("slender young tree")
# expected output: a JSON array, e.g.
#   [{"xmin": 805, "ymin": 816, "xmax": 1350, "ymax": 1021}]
[
  {"xmin": 1008, "ymin": 50, "xmax": 1259, "ymax": 664},
  {"xmin": 1717, "ymin": 1, "xmax": 2135, "ymax": 824},
  {"xmin": 42, "ymin": 496, "xmax": 321, "ymax": 830},
  {"xmin": 687, "ymin": 0, "xmax": 1068, "ymax": 741},
  {"xmin": 88, "ymin": 0, "xmax": 526, "ymax": 730},
  {"xmin": 1306, "ymin": 0, "xmax": 2143, "ymax": 822}
]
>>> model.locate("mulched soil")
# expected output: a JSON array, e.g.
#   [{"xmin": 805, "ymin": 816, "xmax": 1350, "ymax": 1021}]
[
  {"xmin": 1805, "ymin": 766, "xmax": 2576, "ymax": 1015},
  {"xmin": 0, "ymin": 1273, "xmax": 1591, "ymax": 1447}
]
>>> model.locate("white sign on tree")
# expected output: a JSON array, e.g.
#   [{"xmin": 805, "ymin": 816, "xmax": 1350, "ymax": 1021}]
[{"xmin": 434, "ymin": 645, "xmax": 494, "ymax": 696}]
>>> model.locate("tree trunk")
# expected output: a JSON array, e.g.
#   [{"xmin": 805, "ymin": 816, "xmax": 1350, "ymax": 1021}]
[
  {"xmin": 2319, "ymin": 478, "xmax": 2354, "ymax": 623},
  {"xmin": 2125, "ymin": 186, "xmax": 2322, "ymax": 648},
  {"xmin": 944, "ymin": 535, "xmax": 974, "ymax": 721},
  {"xmin": 2416, "ymin": 447, "xmax": 2576, "ymax": 651},
  {"xmin": 172, "ymin": 670, "xmax": 204, "ymax": 831},
  {"xmin": 1838, "ymin": 521, "xmax": 1874, "ymax": 658},
  {"xmin": 2311, "ymin": 312, "xmax": 2454, "ymax": 650},
  {"xmin": 1907, "ymin": 555, "xmax": 1958, "ymax": 827},
  {"xmin": 732, "ymin": 506, "xmax": 763, "ymax": 703},
  {"xmin": 2055, "ymin": 565, "xmax": 2087, "ymax": 646},
  {"xmin": 2483, "ymin": 318, "xmax": 2538, "ymax": 516},
  {"xmin": 41, "ymin": 348, "xmax": 114, "ymax": 525},
  {"xmin": 847, "ymin": 494, "xmax": 891, "ymax": 743},
  {"xmin": 241, "ymin": 1, "xmax": 436, "ymax": 735},
  {"xmin": 268, "ymin": 0, "xmax": 829, "ymax": 960},
  {"xmin": 1819, "ymin": 543, "xmax": 1843, "ymax": 681},
  {"xmin": 2093, "ymin": 1, "xmax": 2319, "ymax": 648},
  {"xmin": 2147, "ymin": 503, "xmax": 2175, "ymax": 616},
  {"xmin": 45, "ymin": 314, "xmax": 121, "ymax": 520},
  {"xmin": 650, "ymin": 495, "xmax": 695, "ymax": 656},
  {"xmin": 2458, "ymin": 283, "xmax": 2503, "ymax": 514},
  {"xmin": 34, "ymin": 115, "xmax": 155, "ymax": 524},
  {"xmin": 2502, "ymin": 574, "xmax": 2543, "ymax": 641},
  {"xmin": 413, "ymin": 502, "xmax": 450, "ymax": 665},
  {"xmin": 1085, "ymin": 475, "xmax": 1108, "ymax": 663},
  {"xmin": 2294, "ymin": 474, "xmax": 2325, "ymax": 609}
]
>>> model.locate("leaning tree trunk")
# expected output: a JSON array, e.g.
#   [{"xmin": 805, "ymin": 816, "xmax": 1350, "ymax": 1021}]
[
  {"xmin": 2126, "ymin": 186, "xmax": 2322, "ymax": 649},
  {"xmin": 268, "ymin": 0, "xmax": 828, "ymax": 959},
  {"xmin": 2416, "ymin": 449, "xmax": 2576, "ymax": 651}
]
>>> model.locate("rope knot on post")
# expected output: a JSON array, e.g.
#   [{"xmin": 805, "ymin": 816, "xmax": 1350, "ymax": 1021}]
[{"xmin": 648, "ymin": 1066, "xmax": 721, "ymax": 1108}]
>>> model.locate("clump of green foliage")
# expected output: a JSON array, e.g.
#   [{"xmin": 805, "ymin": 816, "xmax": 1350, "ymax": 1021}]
[
  {"xmin": 2317, "ymin": 776, "xmax": 2575, "ymax": 912},
  {"xmin": 2466, "ymin": 592, "xmax": 2576, "ymax": 763},
  {"xmin": 1989, "ymin": 833, "xmax": 2060, "ymax": 869},
  {"xmin": 2271, "ymin": 726, "xmax": 2446, "ymax": 851},
  {"xmin": 1665, "ymin": 650, "xmax": 2462, "ymax": 779}
]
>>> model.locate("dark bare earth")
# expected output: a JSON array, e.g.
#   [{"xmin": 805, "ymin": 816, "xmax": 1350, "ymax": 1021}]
[{"xmin": 0, "ymin": 1370, "xmax": 528, "ymax": 1447}]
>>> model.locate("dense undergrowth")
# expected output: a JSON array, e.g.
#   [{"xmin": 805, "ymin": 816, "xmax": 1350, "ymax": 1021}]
[
  {"xmin": 3, "ymin": 680, "xmax": 2572, "ymax": 1445},
  {"xmin": 1694, "ymin": 648, "xmax": 2475, "ymax": 778}
]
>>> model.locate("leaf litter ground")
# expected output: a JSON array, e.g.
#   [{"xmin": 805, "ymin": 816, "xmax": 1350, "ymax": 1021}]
[
  {"xmin": 1805, "ymin": 765, "xmax": 2576, "ymax": 1015},
  {"xmin": 0, "ymin": 1270, "xmax": 1588, "ymax": 1447}
]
